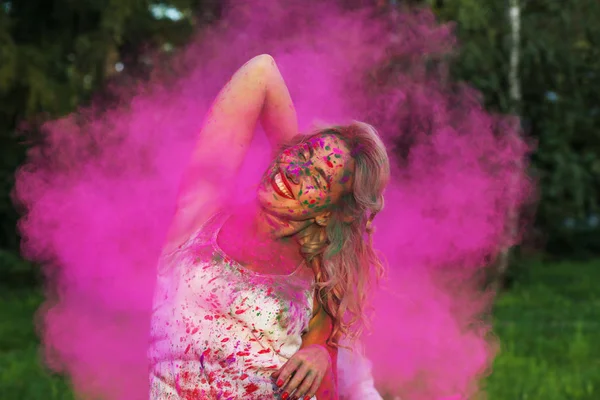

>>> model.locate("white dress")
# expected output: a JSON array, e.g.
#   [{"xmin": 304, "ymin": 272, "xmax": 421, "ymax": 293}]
[{"xmin": 148, "ymin": 213, "xmax": 315, "ymax": 399}]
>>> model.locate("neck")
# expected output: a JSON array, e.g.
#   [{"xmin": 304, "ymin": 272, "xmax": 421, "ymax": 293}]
[
  {"xmin": 230, "ymin": 202, "xmax": 327, "ymax": 271},
  {"xmin": 234, "ymin": 201, "xmax": 312, "ymax": 242}
]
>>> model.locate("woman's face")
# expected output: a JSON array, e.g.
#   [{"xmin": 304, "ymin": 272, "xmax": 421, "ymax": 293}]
[{"xmin": 257, "ymin": 134, "xmax": 354, "ymax": 221}]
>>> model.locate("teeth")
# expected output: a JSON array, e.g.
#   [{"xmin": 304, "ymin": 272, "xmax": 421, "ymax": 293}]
[{"xmin": 275, "ymin": 173, "xmax": 293, "ymax": 198}]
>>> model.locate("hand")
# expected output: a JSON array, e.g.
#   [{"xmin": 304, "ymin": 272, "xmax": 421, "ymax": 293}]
[{"xmin": 272, "ymin": 344, "xmax": 332, "ymax": 400}]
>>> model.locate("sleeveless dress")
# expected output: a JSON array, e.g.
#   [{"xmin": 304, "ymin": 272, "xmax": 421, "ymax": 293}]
[{"xmin": 148, "ymin": 213, "xmax": 316, "ymax": 400}]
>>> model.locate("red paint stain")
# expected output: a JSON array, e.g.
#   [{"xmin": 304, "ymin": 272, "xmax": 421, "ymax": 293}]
[{"xmin": 244, "ymin": 383, "xmax": 260, "ymax": 394}]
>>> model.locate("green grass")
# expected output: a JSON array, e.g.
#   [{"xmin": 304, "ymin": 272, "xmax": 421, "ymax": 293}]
[
  {"xmin": 485, "ymin": 259, "xmax": 600, "ymax": 400},
  {"xmin": 0, "ymin": 288, "xmax": 73, "ymax": 399},
  {"xmin": 1, "ymin": 259, "xmax": 599, "ymax": 399}
]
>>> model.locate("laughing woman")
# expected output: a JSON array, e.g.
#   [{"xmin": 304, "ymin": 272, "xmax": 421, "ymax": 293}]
[{"xmin": 148, "ymin": 54, "xmax": 390, "ymax": 400}]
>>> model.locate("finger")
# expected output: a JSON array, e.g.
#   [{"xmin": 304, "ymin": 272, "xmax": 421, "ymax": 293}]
[
  {"xmin": 291, "ymin": 369, "xmax": 316, "ymax": 400},
  {"xmin": 281, "ymin": 363, "xmax": 310, "ymax": 395},
  {"xmin": 275, "ymin": 358, "xmax": 302, "ymax": 388},
  {"xmin": 305, "ymin": 371, "xmax": 323, "ymax": 399}
]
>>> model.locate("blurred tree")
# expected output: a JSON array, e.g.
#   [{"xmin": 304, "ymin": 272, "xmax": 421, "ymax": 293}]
[
  {"xmin": 0, "ymin": 0, "xmax": 221, "ymax": 255},
  {"xmin": 426, "ymin": 0, "xmax": 600, "ymax": 258},
  {"xmin": 1, "ymin": 0, "xmax": 599, "ymax": 266}
]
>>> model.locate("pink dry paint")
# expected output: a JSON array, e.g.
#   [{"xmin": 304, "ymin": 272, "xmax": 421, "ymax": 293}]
[{"xmin": 14, "ymin": 2, "xmax": 531, "ymax": 399}]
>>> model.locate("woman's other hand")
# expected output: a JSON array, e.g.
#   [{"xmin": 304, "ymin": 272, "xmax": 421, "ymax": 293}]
[{"xmin": 272, "ymin": 343, "xmax": 332, "ymax": 400}]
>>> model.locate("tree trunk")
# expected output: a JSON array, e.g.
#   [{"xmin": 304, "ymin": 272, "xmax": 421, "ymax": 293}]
[{"xmin": 490, "ymin": 0, "xmax": 522, "ymax": 293}]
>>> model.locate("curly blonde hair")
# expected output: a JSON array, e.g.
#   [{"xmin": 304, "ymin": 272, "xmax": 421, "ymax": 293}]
[{"xmin": 287, "ymin": 121, "xmax": 390, "ymax": 347}]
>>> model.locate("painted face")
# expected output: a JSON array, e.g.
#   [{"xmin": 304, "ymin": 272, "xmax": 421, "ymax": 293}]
[{"xmin": 257, "ymin": 134, "xmax": 354, "ymax": 220}]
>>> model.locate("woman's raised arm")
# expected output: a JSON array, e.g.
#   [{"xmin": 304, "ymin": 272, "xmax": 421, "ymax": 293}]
[{"xmin": 164, "ymin": 54, "xmax": 298, "ymax": 252}]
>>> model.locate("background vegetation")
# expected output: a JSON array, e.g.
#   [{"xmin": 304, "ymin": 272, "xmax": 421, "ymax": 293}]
[{"xmin": 1, "ymin": 0, "xmax": 598, "ymax": 399}]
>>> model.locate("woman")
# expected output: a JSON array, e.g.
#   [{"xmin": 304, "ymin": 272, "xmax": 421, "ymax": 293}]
[{"xmin": 149, "ymin": 54, "xmax": 390, "ymax": 400}]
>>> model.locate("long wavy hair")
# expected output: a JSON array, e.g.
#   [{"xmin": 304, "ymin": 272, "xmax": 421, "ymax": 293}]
[{"xmin": 284, "ymin": 121, "xmax": 391, "ymax": 347}]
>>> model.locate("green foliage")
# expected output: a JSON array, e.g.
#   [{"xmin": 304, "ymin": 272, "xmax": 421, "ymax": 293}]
[
  {"xmin": 1, "ymin": 0, "xmax": 599, "ymax": 262},
  {"xmin": 430, "ymin": 0, "xmax": 510, "ymax": 110},
  {"xmin": 0, "ymin": 248, "xmax": 38, "ymax": 288},
  {"xmin": 0, "ymin": 0, "xmax": 219, "ymax": 254},
  {"xmin": 0, "ymin": 0, "xmax": 207, "ymax": 117},
  {"xmin": 0, "ymin": 248, "xmax": 30, "ymax": 271},
  {"xmin": 521, "ymin": 0, "xmax": 600, "ymax": 255},
  {"xmin": 0, "ymin": 287, "xmax": 74, "ymax": 399},
  {"xmin": 428, "ymin": 0, "xmax": 600, "ymax": 257}
]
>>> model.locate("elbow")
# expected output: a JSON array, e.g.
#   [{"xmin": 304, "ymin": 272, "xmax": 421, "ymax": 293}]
[
  {"xmin": 253, "ymin": 53, "xmax": 275, "ymax": 64},
  {"xmin": 248, "ymin": 53, "xmax": 276, "ymax": 72}
]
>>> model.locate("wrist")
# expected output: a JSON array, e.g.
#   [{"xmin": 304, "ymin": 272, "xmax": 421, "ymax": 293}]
[{"xmin": 311, "ymin": 344, "xmax": 333, "ymax": 365}]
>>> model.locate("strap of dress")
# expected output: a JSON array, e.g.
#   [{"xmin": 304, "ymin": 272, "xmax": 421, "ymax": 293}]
[
  {"xmin": 188, "ymin": 211, "xmax": 227, "ymax": 247},
  {"xmin": 161, "ymin": 210, "xmax": 226, "ymax": 259}
]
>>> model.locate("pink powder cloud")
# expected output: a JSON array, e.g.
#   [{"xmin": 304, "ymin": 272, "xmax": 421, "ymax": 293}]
[{"xmin": 14, "ymin": 2, "xmax": 531, "ymax": 399}]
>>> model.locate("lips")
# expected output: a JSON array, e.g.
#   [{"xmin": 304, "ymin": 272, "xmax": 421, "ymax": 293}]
[{"xmin": 271, "ymin": 170, "xmax": 295, "ymax": 199}]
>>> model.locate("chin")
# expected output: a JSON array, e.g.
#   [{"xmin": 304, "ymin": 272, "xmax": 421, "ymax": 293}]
[{"xmin": 256, "ymin": 196, "xmax": 304, "ymax": 222}]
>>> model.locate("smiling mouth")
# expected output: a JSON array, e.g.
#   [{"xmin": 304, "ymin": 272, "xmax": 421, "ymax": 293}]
[{"xmin": 272, "ymin": 171, "xmax": 295, "ymax": 199}]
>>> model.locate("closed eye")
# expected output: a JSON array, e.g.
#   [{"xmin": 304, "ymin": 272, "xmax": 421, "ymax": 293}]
[
  {"xmin": 312, "ymin": 176, "xmax": 322, "ymax": 189},
  {"xmin": 298, "ymin": 146, "xmax": 310, "ymax": 162},
  {"xmin": 315, "ymin": 166, "xmax": 330, "ymax": 190},
  {"xmin": 306, "ymin": 143, "xmax": 315, "ymax": 158},
  {"xmin": 298, "ymin": 143, "xmax": 314, "ymax": 163}
]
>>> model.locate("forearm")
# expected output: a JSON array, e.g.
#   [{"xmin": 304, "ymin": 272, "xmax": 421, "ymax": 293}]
[
  {"xmin": 203, "ymin": 53, "xmax": 297, "ymax": 150},
  {"xmin": 260, "ymin": 57, "xmax": 298, "ymax": 149},
  {"xmin": 188, "ymin": 54, "xmax": 296, "ymax": 175},
  {"xmin": 298, "ymin": 337, "xmax": 338, "ymax": 399},
  {"xmin": 315, "ymin": 349, "xmax": 338, "ymax": 400},
  {"xmin": 300, "ymin": 305, "xmax": 339, "ymax": 399},
  {"xmin": 188, "ymin": 55, "xmax": 272, "ymax": 175},
  {"xmin": 274, "ymin": 319, "xmax": 338, "ymax": 400}
]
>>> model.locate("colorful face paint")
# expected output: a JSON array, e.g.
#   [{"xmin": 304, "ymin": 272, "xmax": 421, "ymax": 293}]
[{"xmin": 256, "ymin": 134, "xmax": 353, "ymax": 220}]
